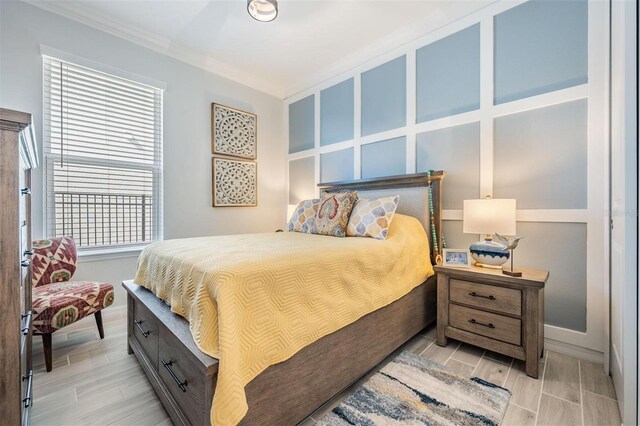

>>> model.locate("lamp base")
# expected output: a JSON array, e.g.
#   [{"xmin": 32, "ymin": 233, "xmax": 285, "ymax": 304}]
[
  {"xmin": 502, "ymin": 269, "xmax": 522, "ymax": 277},
  {"xmin": 469, "ymin": 239, "xmax": 509, "ymax": 268},
  {"xmin": 474, "ymin": 262, "xmax": 503, "ymax": 270}
]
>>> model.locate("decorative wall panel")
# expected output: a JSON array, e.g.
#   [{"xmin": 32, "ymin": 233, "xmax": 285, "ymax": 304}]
[
  {"xmin": 320, "ymin": 148, "xmax": 353, "ymax": 183},
  {"xmin": 416, "ymin": 122, "xmax": 480, "ymax": 210},
  {"xmin": 361, "ymin": 137, "xmax": 406, "ymax": 179},
  {"xmin": 288, "ymin": 156, "xmax": 315, "ymax": 205},
  {"xmin": 289, "ymin": 95, "xmax": 315, "ymax": 153},
  {"xmin": 211, "ymin": 103, "xmax": 257, "ymax": 159},
  {"xmin": 361, "ymin": 56, "xmax": 406, "ymax": 136},
  {"xmin": 494, "ymin": 0, "xmax": 588, "ymax": 104},
  {"xmin": 494, "ymin": 100, "xmax": 588, "ymax": 209},
  {"xmin": 515, "ymin": 222, "xmax": 587, "ymax": 331},
  {"xmin": 321, "ymin": 78, "xmax": 354, "ymax": 146},
  {"xmin": 416, "ymin": 24, "xmax": 480, "ymax": 122},
  {"xmin": 212, "ymin": 157, "xmax": 257, "ymax": 207},
  {"xmin": 443, "ymin": 220, "xmax": 478, "ymax": 249}
]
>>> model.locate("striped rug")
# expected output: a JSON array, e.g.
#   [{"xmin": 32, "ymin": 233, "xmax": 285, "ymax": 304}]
[{"xmin": 318, "ymin": 351, "xmax": 511, "ymax": 426}]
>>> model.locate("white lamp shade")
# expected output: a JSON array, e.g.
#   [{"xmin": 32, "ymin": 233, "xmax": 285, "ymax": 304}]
[{"xmin": 463, "ymin": 199, "xmax": 516, "ymax": 236}]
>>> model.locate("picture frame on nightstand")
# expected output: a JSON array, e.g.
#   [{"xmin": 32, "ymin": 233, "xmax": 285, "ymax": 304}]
[{"xmin": 443, "ymin": 249, "xmax": 472, "ymax": 267}]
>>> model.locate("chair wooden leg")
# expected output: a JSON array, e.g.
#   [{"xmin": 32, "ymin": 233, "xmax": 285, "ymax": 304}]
[
  {"xmin": 95, "ymin": 311, "xmax": 105, "ymax": 339},
  {"xmin": 42, "ymin": 333, "xmax": 53, "ymax": 372}
]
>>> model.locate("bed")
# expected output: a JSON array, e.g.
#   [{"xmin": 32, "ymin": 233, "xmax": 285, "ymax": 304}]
[{"xmin": 123, "ymin": 171, "xmax": 444, "ymax": 426}]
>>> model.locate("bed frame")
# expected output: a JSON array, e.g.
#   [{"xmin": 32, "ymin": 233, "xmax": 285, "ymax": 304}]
[{"xmin": 123, "ymin": 171, "xmax": 445, "ymax": 425}]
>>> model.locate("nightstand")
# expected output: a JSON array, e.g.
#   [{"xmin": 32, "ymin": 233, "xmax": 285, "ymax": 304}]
[{"xmin": 434, "ymin": 265, "xmax": 549, "ymax": 378}]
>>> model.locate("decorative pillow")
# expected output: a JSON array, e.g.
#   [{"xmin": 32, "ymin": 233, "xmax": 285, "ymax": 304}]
[
  {"xmin": 347, "ymin": 195, "xmax": 400, "ymax": 240},
  {"xmin": 310, "ymin": 191, "xmax": 358, "ymax": 237},
  {"xmin": 288, "ymin": 199, "xmax": 320, "ymax": 233}
]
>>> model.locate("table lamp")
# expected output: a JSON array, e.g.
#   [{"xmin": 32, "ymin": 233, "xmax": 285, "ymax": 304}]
[{"xmin": 463, "ymin": 198, "xmax": 516, "ymax": 270}]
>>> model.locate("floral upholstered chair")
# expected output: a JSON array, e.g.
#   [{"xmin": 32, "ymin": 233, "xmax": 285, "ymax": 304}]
[{"xmin": 31, "ymin": 236, "xmax": 115, "ymax": 371}]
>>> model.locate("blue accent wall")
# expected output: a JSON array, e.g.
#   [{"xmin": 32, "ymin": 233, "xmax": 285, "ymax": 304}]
[
  {"xmin": 361, "ymin": 56, "xmax": 406, "ymax": 136},
  {"xmin": 287, "ymin": 1, "xmax": 592, "ymax": 334},
  {"xmin": 494, "ymin": 99, "xmax": 588, "ymax": 209},
  {"xmin": 516, "ymin": 222, "xmax": 587, "ymax": 331},
  {"xmin": 288, "ymin": 156, "xmax": 315, "ymax": 205},
  {"xmin": 494, "ymin": 0, "xmax": 588, "ymax": 104},
  {"xmin": 416, "ymin": 24, "xmax": 480, "ymax": 122},
  {"xmin": 361, "ymin": 137, "xmax": 406, "ymax": 179},
  {"xmin": 321, "ymin": 78, "xmax": 354, "ymax": 146},
  {"xmin": 416, "ymin": 122, "xmax": 480, "ymax": 210},
  {"xmin": 320, "ymin": 148, "xmax": 354, "ymax": 183},
  {"xmin": 288, "ymin": 95, "xmax": 315, "ymax": 153}
]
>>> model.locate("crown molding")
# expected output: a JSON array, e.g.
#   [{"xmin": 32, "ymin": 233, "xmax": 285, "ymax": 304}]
[{"xmin": 22, "ymin": 0, "xmax": 287, "ymax": 98}]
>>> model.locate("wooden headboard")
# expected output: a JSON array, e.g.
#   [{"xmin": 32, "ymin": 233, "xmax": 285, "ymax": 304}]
[{"xmin": 318, "ymin": 171, "xmax": 445, "ymax": 264}]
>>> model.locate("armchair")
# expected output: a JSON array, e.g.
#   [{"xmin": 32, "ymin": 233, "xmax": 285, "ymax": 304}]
[{"xmin": 31, "ymin": 236, "xmax": 115, "ymax": 371}]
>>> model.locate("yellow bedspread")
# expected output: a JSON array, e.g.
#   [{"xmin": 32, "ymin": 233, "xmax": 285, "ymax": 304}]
[{"xmin": 134, "ymin": 214, "xmax": 433, "ymax": 425}]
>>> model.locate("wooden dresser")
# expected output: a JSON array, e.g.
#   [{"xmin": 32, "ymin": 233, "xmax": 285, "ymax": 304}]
[
  {"xmin": 0, "ymin": 108, "xmax": 39, "ymax": 425},
  {"xmin": 435, "ymin": 265, "xmax": 548, "ymax": 378}
]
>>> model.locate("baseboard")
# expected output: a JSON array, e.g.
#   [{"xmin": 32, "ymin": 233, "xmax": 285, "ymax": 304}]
[{"xmin": 544, "ymin": 337, "xmax": 604, "ymax": 363}]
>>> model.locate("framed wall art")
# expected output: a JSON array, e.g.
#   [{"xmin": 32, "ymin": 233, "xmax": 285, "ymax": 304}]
[
  {"xmin": 212, "ymin": 157, "xmax": 257, "ymax": 207},
  {"xmin": 211, "ymin": 103, "xmax": 257, "ymax": 159}
]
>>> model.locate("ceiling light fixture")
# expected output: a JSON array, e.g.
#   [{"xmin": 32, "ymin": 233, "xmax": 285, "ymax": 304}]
[{"xmin": 247, "ymin": 0, "xmax": 278, "ymax": 22}]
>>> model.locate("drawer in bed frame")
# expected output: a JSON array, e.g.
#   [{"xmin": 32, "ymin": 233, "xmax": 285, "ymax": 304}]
[
  {"xmin": 131, "ymin": 301, "xmax": 159, "ymax": 369},
  {"xmin": 125, "ymin": 282, "xmax": 217, "ymax": 426}
]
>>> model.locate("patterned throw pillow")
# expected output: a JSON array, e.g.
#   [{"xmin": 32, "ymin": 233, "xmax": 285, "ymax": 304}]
[
  {"xmin": 310, "ymin": 191, "xmax": 359, "ymax": 237},
  {"xmin": 288, "ymin": 199, "xmax": 320, "ymax": 233},
  {"xmin": 347, "ymin": 195, "xmax": 400, "ymax": 240}
]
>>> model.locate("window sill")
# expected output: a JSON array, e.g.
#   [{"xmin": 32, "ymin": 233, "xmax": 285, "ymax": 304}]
[{"xmin": 77, "ymin": 244, "xmax": 149, "ymax": 262}]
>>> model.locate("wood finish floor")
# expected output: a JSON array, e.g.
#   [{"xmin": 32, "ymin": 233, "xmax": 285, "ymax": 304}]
[{"xmin": 31, "ymin": 305, "xmax": 621, "ymax": 426}]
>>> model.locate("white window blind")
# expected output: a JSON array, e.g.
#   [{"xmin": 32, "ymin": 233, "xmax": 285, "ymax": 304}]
[{"xmin": 43, "ymin": 56, "xmax": 163, "ymax": 251}]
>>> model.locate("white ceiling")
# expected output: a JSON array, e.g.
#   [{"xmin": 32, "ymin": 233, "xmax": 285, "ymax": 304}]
[{"xmin": 27, "ymin": 0, "xmax": 493, "ymax": 98}]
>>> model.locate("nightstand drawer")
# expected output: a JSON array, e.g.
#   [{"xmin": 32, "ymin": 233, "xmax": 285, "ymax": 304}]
[
  {"xmin": 450, "ymin": 279, "xmax": 521, "ymax": 316},
  {"xmin": 449, "ymin": 304, "xmax": 521, "ymax": 346}
]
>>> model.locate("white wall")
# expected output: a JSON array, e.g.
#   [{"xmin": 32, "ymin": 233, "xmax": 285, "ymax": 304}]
[{"xmin": 0, "ymin": 1, "xmax": 287, "ymax": 305}]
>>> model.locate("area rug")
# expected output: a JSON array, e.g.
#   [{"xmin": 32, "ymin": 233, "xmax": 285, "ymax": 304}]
[{"xmin": 317, "ymin": 351, "xmax": 511, "ymax": 426}]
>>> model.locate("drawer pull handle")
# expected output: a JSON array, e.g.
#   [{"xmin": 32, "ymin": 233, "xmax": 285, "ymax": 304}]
[
  {"xmin": 21, "ymin": 311, "xmax": 32, "ymax": 353},
  {"xmin": 21, "ymin": 311, "xmax": 32, "ymax": 334},
  {"xmin": 162, "ymin": 359, "xmax": 188, "ymax": 392},
  {"xmin": 21, "ymin": 259, "xmax": 30, "ymax": 268},
  {"xmin": 22, "ymin": 370, "xmax": 33, "ymax": 408},
  {"xmin": 468, "ymin": 319, "xmax": 495, "ymax": 329},
  {"xmin": 134, "ymin": 320, "xmax": 150, "ymax": 337},
  {"xmin": 23, "ymin": 249, "xmax": 35, "ymax": 256},
  {"xmin": 468, "ymin": 291, "xmax": 495, "ymax": 301},
  {"xmin": 20, "ymin": 187, "xmax": 31, "ymax": 196}
]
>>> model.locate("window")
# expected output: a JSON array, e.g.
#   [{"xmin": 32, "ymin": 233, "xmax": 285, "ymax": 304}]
[{"xmin": 43, "ymin": 56, "xmax": 163, "ymax": 252}]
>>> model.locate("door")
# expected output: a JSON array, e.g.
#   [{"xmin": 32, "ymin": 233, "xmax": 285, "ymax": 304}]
[{"xmin": 610, "ymin": 1, "xmax": 638, "ymax": 424}]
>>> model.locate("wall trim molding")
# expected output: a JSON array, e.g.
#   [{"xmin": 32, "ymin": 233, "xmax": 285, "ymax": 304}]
[
  {"xmin": 442, "ymin": 209, "xmax": 589, "ymax": 223},
  {"xmin": 544, "ymin": 337, "xmax": 604, "ymax": 364},
  {"xmin": 78, "ymin": 249, "xmax": 142, "ymax": 263}
]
